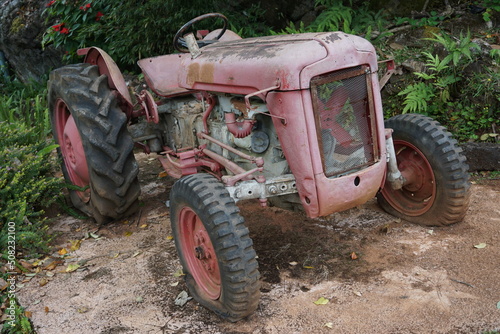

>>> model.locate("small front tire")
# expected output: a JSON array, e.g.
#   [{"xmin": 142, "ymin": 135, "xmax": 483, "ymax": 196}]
[
  {"xmin": 377, "ymin": 114, "xmax": 471, "ymax": 226},
  {"xmin": 170, "ymin": 174, "xmax": 260, "ymax": 321}
]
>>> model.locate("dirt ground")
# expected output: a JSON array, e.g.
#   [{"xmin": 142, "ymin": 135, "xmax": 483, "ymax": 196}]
[{"xmin": 17, "ymin": 153, "xmax": 500, "ymax": 334}]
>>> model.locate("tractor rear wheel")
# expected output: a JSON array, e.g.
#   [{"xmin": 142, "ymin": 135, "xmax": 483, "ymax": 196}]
[
  {"xmin": 170, "ymin": 174, "xmax": 260, "ymax": 322},
  {"xmin": 48, "ymin": 63, "xmax": 140, "ymax": 223},
  {"xmin": 377, "ymin": 114, "xmax": 471, "ymax": 226}
]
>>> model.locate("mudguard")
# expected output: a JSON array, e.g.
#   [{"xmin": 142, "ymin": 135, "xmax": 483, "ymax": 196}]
[{"xmin": 77, "ymin": 47, "xmax": 134, "ymax": 116}]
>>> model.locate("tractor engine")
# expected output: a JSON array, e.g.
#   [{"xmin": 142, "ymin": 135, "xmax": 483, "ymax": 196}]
[{"xmin": 162, "ymin": 94, "xmax": 289, "ymax": 176}]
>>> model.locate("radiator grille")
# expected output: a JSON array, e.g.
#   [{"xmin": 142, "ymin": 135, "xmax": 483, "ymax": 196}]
[{"xmin": 311, "ymin": 66, "xmax": 377, "ymax": 177}]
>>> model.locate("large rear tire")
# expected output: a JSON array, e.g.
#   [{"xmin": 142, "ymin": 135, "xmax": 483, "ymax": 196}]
[
  {"xmin": 170, "ymin": 174, "xmax": 260, "ymax": 322},
  {"xmin": 48, "ymin": 63, "xmax": 140, "ymax": 223},
  {"xmin": 377, "ymin": 114, "xmax": 471, "ymax": 226}
]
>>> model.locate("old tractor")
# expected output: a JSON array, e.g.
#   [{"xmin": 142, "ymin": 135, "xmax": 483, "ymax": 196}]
[{"xmin": 48, "ymin": 13, "xmax": 470, "ymax": 321}]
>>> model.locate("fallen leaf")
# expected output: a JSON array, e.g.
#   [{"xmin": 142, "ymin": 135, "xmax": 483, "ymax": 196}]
[
  {"xmin": 303, "ymin": 266, "xmax": 314, "ymax": 269},
  {"xmin": 69, "ymin": 239, "xmax": 82, "ymax": 252},
  {"xmin": 166, "ymin": 235, "xmax": 174, "ymax": 240},
  {"xmin": 58, "ymin": 248, "xmax": 68, "ymax": 255},
  {"xmin": 158, "ymin": 171, "xmax": 168, "ymax": 178},
  {"xmin": 33, "ymin": 300, "xmax": 41, "ymax": 305},
  {"xmin": 389, "ymin": 42, "xmax": 404, "ymax": 50},
  {"xmin": 353, "ymin": 291, "xmax": 362, "ymax": 297},
  {"xmin": 170, "ymin": 282, "xmax": 179, "ymax": 287},
  {"xmin": 25, "ymin": 311, "xmax": 32, "ymax": 318},
  {"xmin": 39, "ymin": 278, "xmax": 49, "ymax": 287},
  {"xmin": 289, "ymin": 261, "xmax": 298, "ymax": 266},
  {"xmin": 44, "ymin": 306, "xmax": 49, "ymax": 313},
  {"xmin": 140, "ymin": 224, "xmax": 148, "ymax": 229},
  {"xmin": 136, "ymin": 296, "xmax": 144, "ymax": 303},
  {"xmin": 132, "ymin": 251, "xmax": 142, "ymax": 258},
  {"xmin": 46, "ymin": 271, "xmax": 55, "ymax": 277},
  {"xmin": 497, "ymin": 301, "xmax": 500, "ymax": 309},
  {"xmin": 65, "ymin": 264, "xmax": 80, "ymax": 273},
  {"xmin": 122, "ymin": 220, "xmax": 129, "ymax": 224},
  {"xmin": 474, "ymin": 243, "xmax": 487, "ymax": 249},
  {"xmin": 19, "ymin": 260, "xmax": 34, "ymax": 270},
  {"xmin": 314, "ymin": 297, "xmax": 329, "ymax": 305},
  {"xmin": 111, "ymin": 252, "xmax": 120, "ymax": 258},
  {"xmin": 124, "ymin": 231, "xmax": 133, "ymax": 237},
  {"xmin": 379, "ymin": 224, "xmax": 390, "ymax": 234},
  {"xmin": 427, "ymin": 230, "xmax": 434, "ymax": 235},
  {"xmin": 174, "ymin": 291, "xmax": 192, "ymax": 306},
  {"xmin": 25, "ymin": 273, "xmax": 37, "ymax": 277},
  {"xmin": 173, "ymin": 268, "xmax": 185, "ymax": 277},
  {"xmin": 324, "ymin": 322, "xmax": 334, "ymax": 328},
  {"xmin": 350, "ymin": 252, "xmax": 358, "ymax": 260},
  {"xmin": 77, "ymin": 307, "xmax": 88, "ymax": 313},
  {"xmin": 44, "ymin": 260, "xmax": 62, "ymax": 271},
  {"xmin": 89, "ymin": 232, "xmax": 100, "ymax": 239}
]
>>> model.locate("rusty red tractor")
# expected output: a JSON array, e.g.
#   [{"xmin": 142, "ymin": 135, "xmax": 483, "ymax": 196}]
[{"xmin": 48, "ymin": 13, "xmax": 471, "ymax": 321}]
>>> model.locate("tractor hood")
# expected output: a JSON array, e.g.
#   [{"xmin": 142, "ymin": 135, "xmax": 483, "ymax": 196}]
[{"xmin": 139, "ymin": 32, "xmax": 377, "ymax": 97}]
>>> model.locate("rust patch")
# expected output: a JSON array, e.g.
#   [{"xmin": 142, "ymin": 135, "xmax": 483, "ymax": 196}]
[
  {"xmin": 186, "ymin": 62, "xmax": 215, "ymax": 86},
  {"xmin": 230, "ymin": 97, "xmax": 248, "ymax": 117}
]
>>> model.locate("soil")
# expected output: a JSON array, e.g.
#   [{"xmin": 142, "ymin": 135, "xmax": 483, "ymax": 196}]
[{"xmin": 17, "ymin": 153, "xmax": 500, "ymax": 334}]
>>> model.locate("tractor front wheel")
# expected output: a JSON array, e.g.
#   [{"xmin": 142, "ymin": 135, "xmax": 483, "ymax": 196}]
[
  {"xmin": 48, "ymin": 63, "xmax": 140, "ymax": 223},
  {"xmin": 377, "ymin": 114, "xmax": 471, "ymax": 226},
  {"xmin": 170, "ymin": 174, "xmax": 260, "ymax": 322}
]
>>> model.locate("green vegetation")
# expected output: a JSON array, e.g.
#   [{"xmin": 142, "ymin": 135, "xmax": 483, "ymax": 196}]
[
  {"xmin": 42, "ymin": 0, "xmax": 269, "ymax": 69},
  {"xmin": 276, "ymin": 0, "xmax": 389, "ymax": 43},
  {"xmin": 0, "ymin": 80, "xmax": 57, "ymax": 333},
  {"xmin": 0, "ymin": 297, "xmax": 34, "ymax": 334},
  {"xmin": 391, "ymin": 31, "xmax": 499, "ymax": 141},
  {"xmin": 0, "ymin": 79, "xmax": 62, "ymax": 257},
  {"xmin": 0, "ymin": 78, "xmax": 65, "ymax": 333}
]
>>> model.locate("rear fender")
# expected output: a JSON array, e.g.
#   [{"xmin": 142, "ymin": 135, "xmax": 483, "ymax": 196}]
[{"xmin": 77, "ymin": 47, "xmax": 134, "ymax": 116}]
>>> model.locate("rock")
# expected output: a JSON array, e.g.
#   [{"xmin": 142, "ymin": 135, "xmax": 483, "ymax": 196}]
[
  {"xmin": 0, "ymin": 0, "xmax": 63, "ymax": 83},
  {"xmin": 461, "ymin": 142, "xmax": 500, "ymax": 171},
  {"xmin": 401, "ymin": 59, "xmax": 426, "ymax": 73}
]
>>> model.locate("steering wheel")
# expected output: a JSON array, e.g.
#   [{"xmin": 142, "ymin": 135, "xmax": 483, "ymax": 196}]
[{"xmin": 173, "ymin": 13, "xmax": 228, "ymax": 53}]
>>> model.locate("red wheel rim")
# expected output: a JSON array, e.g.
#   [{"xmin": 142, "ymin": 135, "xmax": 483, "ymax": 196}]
[
  {"xmin": 54, "ymin": 99, "xmax": 90, "ymax": 202},
  {"xmin": 179, "ymin": 207, "xmax": 221, "ymax": 300},
  {"xmin": 381, "ymin": 140, "xmax": 436, "ymax": 216}
]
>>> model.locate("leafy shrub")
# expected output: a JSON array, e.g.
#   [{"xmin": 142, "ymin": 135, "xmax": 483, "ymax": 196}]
[
  {"xmin": 0, "ymin": 121, "xmax": 61, "ymax": 257},
  {"xmin": 396, "ymin": 31, "xmax": 499, "ymax": 142},
  {"xmin": 274, "ymin": 0, "xmax": 388, "ymax": 42},
  {"xmin": 0, "ymin": 297, "xmax": 34, "ymax": 334},
  {"xmin": 0, "ymin": 82, "xmax": 61, "ymax": 257},
  {"xmin": 42, "ymin": 0, "xmax": 269, "ymax": 69}
]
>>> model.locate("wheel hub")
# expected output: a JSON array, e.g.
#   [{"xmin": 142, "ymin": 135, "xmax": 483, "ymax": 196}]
[
  {"xmin": 179, "ymin": 207, "xmax": 221, "ymax": 300},
  {"xmin": 54, "ymin": 99, "xmax": 90, "ymax": 202},
  {"xmin": 381, "ymin": 140, "xmax": 436, "ymax": 216}
]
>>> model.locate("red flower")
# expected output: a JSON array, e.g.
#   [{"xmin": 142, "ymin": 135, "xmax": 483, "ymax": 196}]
[
  {"xmin": 46, "ymin": 0, "xmax": 56, "ymax": 7},
  {"xmin": 80, "ymin": 3, "xmax": 91, "ymax": 11},
  {"xmin": 60, "ymin": 27, "xmax": 70, "ymax": 34},
  {"xmin": 95, "ymin": 11, "xmax": 103, "ymax": 21},
  {"xmin": 52, "ymin": 23, "xmax": 63, "ymax": 32}
]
